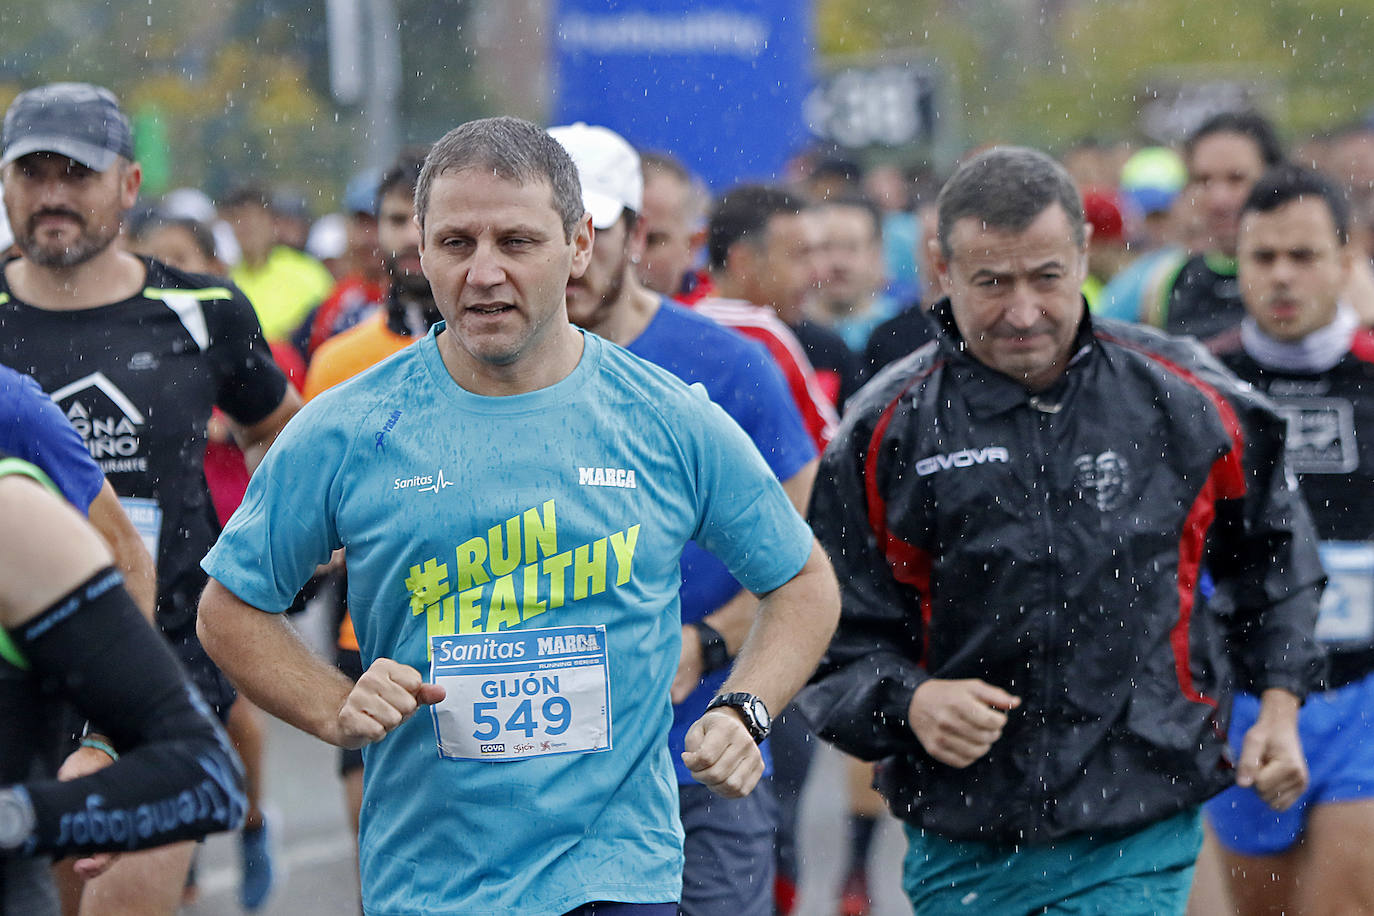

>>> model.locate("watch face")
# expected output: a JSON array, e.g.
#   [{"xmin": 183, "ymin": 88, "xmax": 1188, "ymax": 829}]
[{"xmin": 709, "ymin": 692, "xmax": 770, "ymax": 742}]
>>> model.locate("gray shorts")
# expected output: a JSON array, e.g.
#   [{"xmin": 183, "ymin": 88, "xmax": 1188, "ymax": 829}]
[{"xmin": 678, "ymin": 779, "xmax": 778, "ymax": 916}]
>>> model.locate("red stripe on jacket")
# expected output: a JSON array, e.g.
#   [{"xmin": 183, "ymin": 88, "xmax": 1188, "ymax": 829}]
[
  {"xmin": 862, "ymin": 364, "xmax": 943, "ymax": 666},
  {"xmin": 1098, "ymin": 332, "xmax": 1246, "ymax": 705}
]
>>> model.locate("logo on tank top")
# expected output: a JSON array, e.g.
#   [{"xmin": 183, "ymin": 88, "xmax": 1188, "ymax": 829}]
[
  {"xmin": 1272, "ymin": 398, "xmax": 1357, "ymax": 474},
  {"xmin": 375, "ymin": 409, "xmax": 402, "ymax": 451},
  {"xmin": 49, "ymin": 372, "xmax": 148, "ymax": 475}
]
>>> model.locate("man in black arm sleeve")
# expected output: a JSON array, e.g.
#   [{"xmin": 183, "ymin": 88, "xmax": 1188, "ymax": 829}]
[{"xmin": 0, "ymin": 455, "xmax": 245, "ymax": 915}]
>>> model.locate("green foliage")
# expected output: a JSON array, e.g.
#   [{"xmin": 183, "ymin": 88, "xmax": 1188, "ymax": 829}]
[
  {"xmin": 815, "ymin": 0, "xmax": 1374, "ymax": 155},
  {"xmin": 0, "ymin": 0, "xmax": 481, "ymax": 207}
]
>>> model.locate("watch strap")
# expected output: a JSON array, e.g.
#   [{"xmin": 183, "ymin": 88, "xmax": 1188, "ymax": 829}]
[{"xmin": 706, "ymin": 691, "xmax": 771, "ymax": 743}]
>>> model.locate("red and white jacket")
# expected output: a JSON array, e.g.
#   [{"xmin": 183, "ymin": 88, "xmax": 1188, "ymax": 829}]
[{"xmin": 689, "ymin": 296, "xmax": 839, "ymax": 450}]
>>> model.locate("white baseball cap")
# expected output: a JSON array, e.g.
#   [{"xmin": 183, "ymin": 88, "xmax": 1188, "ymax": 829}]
[
  {"xmin": 306, "ymin": 212, "xmax": 348, "ymax": 261},
  {"xmin": 548, "ymin": 122, "xmax": 642, "ymax": 230}
]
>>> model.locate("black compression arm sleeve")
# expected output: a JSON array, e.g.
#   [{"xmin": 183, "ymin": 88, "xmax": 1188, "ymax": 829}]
[{"xmin": 3, "ymin": 569, "xmax": 245, "ymax": 857}]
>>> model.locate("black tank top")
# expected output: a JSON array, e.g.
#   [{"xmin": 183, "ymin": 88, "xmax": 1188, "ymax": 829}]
[{"xmin": 1164, "ymin": 253, "xmax": 1245, "ymax": 342}]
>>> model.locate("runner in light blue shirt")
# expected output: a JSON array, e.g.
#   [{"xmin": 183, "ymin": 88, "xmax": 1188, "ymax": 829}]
[{"xmin": 197, "ymin": 116, "xmax": 840, "ymax": 916}]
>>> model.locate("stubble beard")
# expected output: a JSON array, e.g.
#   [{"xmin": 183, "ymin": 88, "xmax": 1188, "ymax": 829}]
[
  {"xmin": 566, "ymin": 251, "xmax": 629, "ymax": 333},
  {"xmin": 19, "ymin": 216, "xmax": 119, "ymax": 270}
]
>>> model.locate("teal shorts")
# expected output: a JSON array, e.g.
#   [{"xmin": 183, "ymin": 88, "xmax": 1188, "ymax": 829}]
[{"xmin": 902, "ymin": 807, "xmax": 1203, "ymax": 914}]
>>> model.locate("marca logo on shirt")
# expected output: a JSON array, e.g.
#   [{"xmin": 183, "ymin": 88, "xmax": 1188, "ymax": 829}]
[
  {"xmin": 50, "ymin": 372, "xmax": 148, "ymax": 475},
  {"xmin": 394, "ymin": 469, "xmax": 455, "ymax": 493},
  {"xmin": 914, "ymin": 447, "xmax": 1009, "ymax": 477},
  {"xmin": 578, "ymin": 466, "xmax": 638, "ymax": 488}
]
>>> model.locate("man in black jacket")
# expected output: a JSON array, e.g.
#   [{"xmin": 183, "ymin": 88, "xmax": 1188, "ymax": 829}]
[{"xmin": 798, "ymin": 146, "xmax": 1323, "ymax": 914}]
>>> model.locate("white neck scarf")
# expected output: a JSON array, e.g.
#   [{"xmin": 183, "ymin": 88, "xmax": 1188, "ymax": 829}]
[{"xmin": 1240, "ymin": 303, "xmax": 1359, "ymax": 373}]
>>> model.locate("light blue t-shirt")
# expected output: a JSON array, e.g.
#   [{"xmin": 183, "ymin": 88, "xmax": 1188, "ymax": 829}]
[{"xmin": 202, "ymin": 326, "xmax": 813, "ymax": 916}]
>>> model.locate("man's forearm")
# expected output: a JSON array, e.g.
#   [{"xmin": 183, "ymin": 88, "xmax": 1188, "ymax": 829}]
[
  {"xmin": 717, "ymin": 540, "xmax": 840, "ymax": 716},
  {"xmin": 87, "ymin": 483, "xmax": 156, "ymax": 621},
  {"xmin": 235, "ymin": 388, "xmax": 302, "ymax": 475},
  {"xmin": 781, "ymin": 458, "xmax": 818, "ymax": 517},
  {"xmin": 1256, "ymin": 687, "xmax": 1301, "ymax": 722},
  {"xmin": 197, "ymin": 578, "xmax": 354, "ymax": 746}
]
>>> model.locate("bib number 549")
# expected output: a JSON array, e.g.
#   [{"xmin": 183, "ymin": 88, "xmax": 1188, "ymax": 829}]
[{"xmin": 472, "ymin": 696, "xmax": 572, "ymax": 740}]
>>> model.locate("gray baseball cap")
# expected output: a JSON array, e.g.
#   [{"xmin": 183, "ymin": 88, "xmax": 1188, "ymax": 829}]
[{"xmin": 2, "ymin": 82, "xmax": 134, "ymax": 172}]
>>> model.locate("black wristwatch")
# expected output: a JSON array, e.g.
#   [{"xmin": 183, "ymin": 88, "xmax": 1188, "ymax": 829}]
[
  {"xmin": 706, "ymin": 692, "xmax": 771, "ymax": 744},
  {"xmin": 692, "ymin": 621, "xmax": 731, "ymax": 674}
]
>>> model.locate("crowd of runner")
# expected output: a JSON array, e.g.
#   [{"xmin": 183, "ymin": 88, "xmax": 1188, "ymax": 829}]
[{"xmin": 3, "ymin": 78, "xmax": 1374, "ymax": 916}]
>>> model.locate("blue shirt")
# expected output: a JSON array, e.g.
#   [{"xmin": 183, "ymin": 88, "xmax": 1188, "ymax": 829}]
[
  {"xmin": 203, "ymin": 327, "xmax": 813, "ymax": 916},
  {"xmin": 626, "ymin": 300, "xmax": 815, "ymax": 783},
  {"xmin": 0, "ymin": 362, "xmax": 103, "ymax": 513},
  {"xmin": 834, "ymin": 293, "xmax": 903, "ymax": 354},
  {"xmin": 1098, "ymin": 247, "xmax": 1187, "ymax": 323}
]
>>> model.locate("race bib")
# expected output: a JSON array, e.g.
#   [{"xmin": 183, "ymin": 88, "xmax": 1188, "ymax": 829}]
[
  {"xmin": 118, "ymin": 496, "xmax": 161, "ymax": 570},
  {"xmin": 429, "ymin": 625, "xmax": 612, "ymax": 761},
  {"xmin": 1316, "ymin": 541, "xmax": 1374, "ymax": 645}
]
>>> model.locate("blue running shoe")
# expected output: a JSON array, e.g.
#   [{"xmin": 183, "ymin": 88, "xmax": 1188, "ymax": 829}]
[{"xmin": 239, "ymin": 814, "xmax": 276, "ymax": 910}]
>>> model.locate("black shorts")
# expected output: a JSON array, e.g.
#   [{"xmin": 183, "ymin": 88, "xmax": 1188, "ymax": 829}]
[
  {"xmin": 2, "ymin": 857, "xmax": 60, "ymax": 916},
  {"xmin": 167, "ymin": 621, "xmax": 236, "ymax": 724}
]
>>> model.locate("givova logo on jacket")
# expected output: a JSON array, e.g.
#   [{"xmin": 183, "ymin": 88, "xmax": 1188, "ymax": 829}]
[
  {"xmin": 1073, "ymin": 451, "xmax": 1131, "ymax": 512},
  {"xmin": 914, "ymin": 446, "xmax": 1010, "ymax": 477}
]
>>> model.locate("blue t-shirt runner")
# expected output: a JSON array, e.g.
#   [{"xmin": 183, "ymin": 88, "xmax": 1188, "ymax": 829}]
[
  {"xmin": 625, "ymin": 299, "xmax": 815, "ymax": 784},
  {"xmin": 203, "ymin": 327, "xmax": 814, "ymax": 916}
]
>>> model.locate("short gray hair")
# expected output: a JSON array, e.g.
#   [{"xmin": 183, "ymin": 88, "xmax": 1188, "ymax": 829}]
[
  {"xmin": 414, "ymin": 116, "xmax": 585, "ymax": 240},
  {"xmin": 936, "ymin": 146, "xmax": 1084, "ymax": 259}
]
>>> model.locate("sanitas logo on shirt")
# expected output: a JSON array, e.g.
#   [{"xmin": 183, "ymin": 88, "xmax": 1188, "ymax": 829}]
[{"xmin": 394, "ymin": 469, "xmax": 454, "ymax": 493}]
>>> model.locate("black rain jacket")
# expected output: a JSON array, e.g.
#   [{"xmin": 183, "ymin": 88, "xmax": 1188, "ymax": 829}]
[{"xmin": 797, "ymin": 300, "xmax": 1325, "ymax": 844}]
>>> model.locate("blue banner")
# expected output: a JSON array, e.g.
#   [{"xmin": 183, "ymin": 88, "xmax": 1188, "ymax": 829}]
[{"xmin": 552, "ymin": 0, "xmax": 811, "ymax": 190}]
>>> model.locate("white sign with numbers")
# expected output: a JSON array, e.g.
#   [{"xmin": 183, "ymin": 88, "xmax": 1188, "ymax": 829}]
[
  {"xmin": 429, "ymin": 625, "xmax": 611, "ymax": 762},
  {"xmin": 1316, "ymin": 542, "xmax": 1374, "ymax": 646}
]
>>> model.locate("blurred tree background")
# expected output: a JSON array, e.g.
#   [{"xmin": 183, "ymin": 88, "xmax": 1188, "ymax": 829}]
[
  {"xmin": 815, "ymin": 0, "xmax": 1374, "ymax": 156},
  {"xmin": 0, "ymin": 0, "xmax": 1370, "ymax": 206},
  {"xmin": 0, "ymin": 0, "xmax": 486, "ymax": 206}
]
